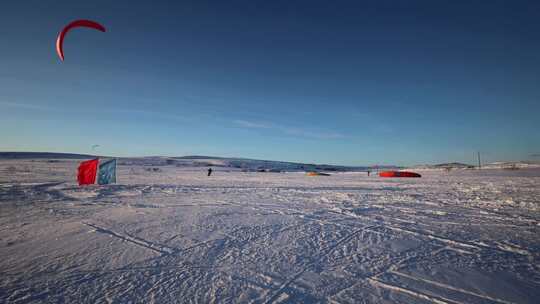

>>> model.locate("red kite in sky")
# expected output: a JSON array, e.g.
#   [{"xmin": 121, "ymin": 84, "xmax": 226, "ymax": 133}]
[{"xmin": 56, "ymin": 19, "xmax": 106, "ymax": 61}]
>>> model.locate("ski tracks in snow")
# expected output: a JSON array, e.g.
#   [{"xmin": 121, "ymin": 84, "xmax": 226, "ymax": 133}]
[{"xmin": 1, "ymin": 165, "xmax": 539, "ymax": 303}]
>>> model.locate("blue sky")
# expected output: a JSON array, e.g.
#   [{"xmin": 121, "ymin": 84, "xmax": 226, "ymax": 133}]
[{"xmin": 1, "ymin": 0, "xmax": 539, "ymax": 166}]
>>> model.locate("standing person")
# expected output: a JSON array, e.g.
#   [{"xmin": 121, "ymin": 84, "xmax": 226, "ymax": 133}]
[
  {"xmin": 367, "ymin": 170, "xmax": 371, "ymax": 177},
  {"xmin": 207, "ymin": 168, "xmax": 213, "ymax": 176}
]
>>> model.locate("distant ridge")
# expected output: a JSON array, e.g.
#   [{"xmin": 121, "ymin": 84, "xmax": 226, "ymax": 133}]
[
  {"xmin": 0, "ymin": 152, "xmax": 96, "ymax": 159},
  {"xmin": 0, "ymin": 152, "xmax": 379, "ymax": 172},
  {"xmin": 434, "ymin": 162, "xmax": 475, "ymax": 169},
  {"xmin": 150, "ymin": 155, "xmax": 374, "ymax": 172},
  {"xmin": 174, "ymin": 155, "xmax": 228, "ymax": 160},
  {"xmin": 410, "ymin": 162, "xmax": 474, "ymax": 169},
  {"xmin": 409, "ymin": 161, "xmax": 540, "ymax": 170}
]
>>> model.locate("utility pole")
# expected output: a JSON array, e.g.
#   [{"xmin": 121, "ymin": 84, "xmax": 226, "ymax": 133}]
[{"xmin": 477, "ymin": 152, "xmax": 481, "ymax": 169}]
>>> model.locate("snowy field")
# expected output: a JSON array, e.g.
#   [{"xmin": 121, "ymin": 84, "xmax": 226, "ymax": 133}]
[{"xmin": 1, "ymin": 159, "xmax": 539, "ymax": 303}]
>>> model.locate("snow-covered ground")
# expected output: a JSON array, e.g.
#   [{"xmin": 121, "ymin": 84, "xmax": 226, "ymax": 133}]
[{"xmin": 1, "ymin": 159, "xmax": 539, "ymax": 303}]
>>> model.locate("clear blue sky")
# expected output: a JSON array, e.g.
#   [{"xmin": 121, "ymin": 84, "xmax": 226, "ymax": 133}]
[{"xmin": 1, "ymin": 0, "xmax": 539, "ymax": 166}]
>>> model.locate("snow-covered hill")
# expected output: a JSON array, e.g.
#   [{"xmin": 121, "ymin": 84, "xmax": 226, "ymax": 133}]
[
  {"xmin": 483, "ymin": 161, "xmax": 540, "ymax": 169},
  {"xmin": 410, "ymin": 161, "xmax": 540, "ymax": 171}
]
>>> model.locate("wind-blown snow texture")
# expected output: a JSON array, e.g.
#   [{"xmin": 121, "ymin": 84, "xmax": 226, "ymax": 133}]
[{"xmin": 1, "ymin": 159, "xmax": 539, "ymax": 303}]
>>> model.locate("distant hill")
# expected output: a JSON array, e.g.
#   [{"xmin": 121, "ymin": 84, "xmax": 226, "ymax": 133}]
[
  {"xmin": 121, "ymin": 155, "xmax": 376, "ymax": 172},
  {"xmin": 434, "ymin": 162, "xmax": 475, "ymax": 169},
  {"xmin": 174, "ymin": 155, "xmax": 228, "ymax": 160},
  {"xmin": 409, "ymin": 162, "xmax": 474, "ymax": 170},
  {"xmin": 410, "ymin": 161, "xmax": 540, "ymax": 170},
  {"xmin": 0, "ymin": 152, "xmax": 96, "ymax": 159},
  {"xmin": 483, "ymin": 161, "xmax": 540, "ymax": 169},
  {"xmin": 0, "ymin": 152, "xmax": 391, "ymax": 172}
]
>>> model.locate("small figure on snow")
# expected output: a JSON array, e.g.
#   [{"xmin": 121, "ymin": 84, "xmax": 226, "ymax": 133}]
[{"xmin": 207, "ymin": 168, "xmax": 213, "ymax": 176}]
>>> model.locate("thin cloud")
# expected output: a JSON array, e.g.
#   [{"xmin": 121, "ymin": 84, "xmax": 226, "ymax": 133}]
[
  {"xmin": 0, "ymin": 102, "xmax": 191, "ymax": 122},
  {"xmin": 109, "ymin": 109, "xmax": 191, "ymax": 122},
  {"xmin": 233, "ymin": 119, "xmax": 345, "ymax": 140},
  {"xmin": 281, "ymin": 127, "xmax": 345, "ymax": 139},
  {"xmin": 0, "ymin": 101, "xmax": 60, "ymax": 111},
  {"xmin": 233, "ymin": 120, "xmax": 271, "ymax": 129}
]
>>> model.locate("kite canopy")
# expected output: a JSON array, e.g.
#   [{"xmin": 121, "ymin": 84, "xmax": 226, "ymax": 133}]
[
  {"xmin": 379, "ymin": 171, "xmax": 421, "ymax": 178},
  {"xmin": 56, "ymin": 19, "xmax": 106, "ymax": 61},
  {"xmin": 306, "ymin": 172, "xmax": 331, "ymax": 176},
  {"xmin": 77, "ymin": 159, "xmax": 99, "ymax": 185}
]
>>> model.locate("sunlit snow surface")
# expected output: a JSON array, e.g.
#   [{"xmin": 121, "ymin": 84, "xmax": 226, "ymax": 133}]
[{"xmin": 1, "ymin": 159, "xmax": 539, "ymax": 303}]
